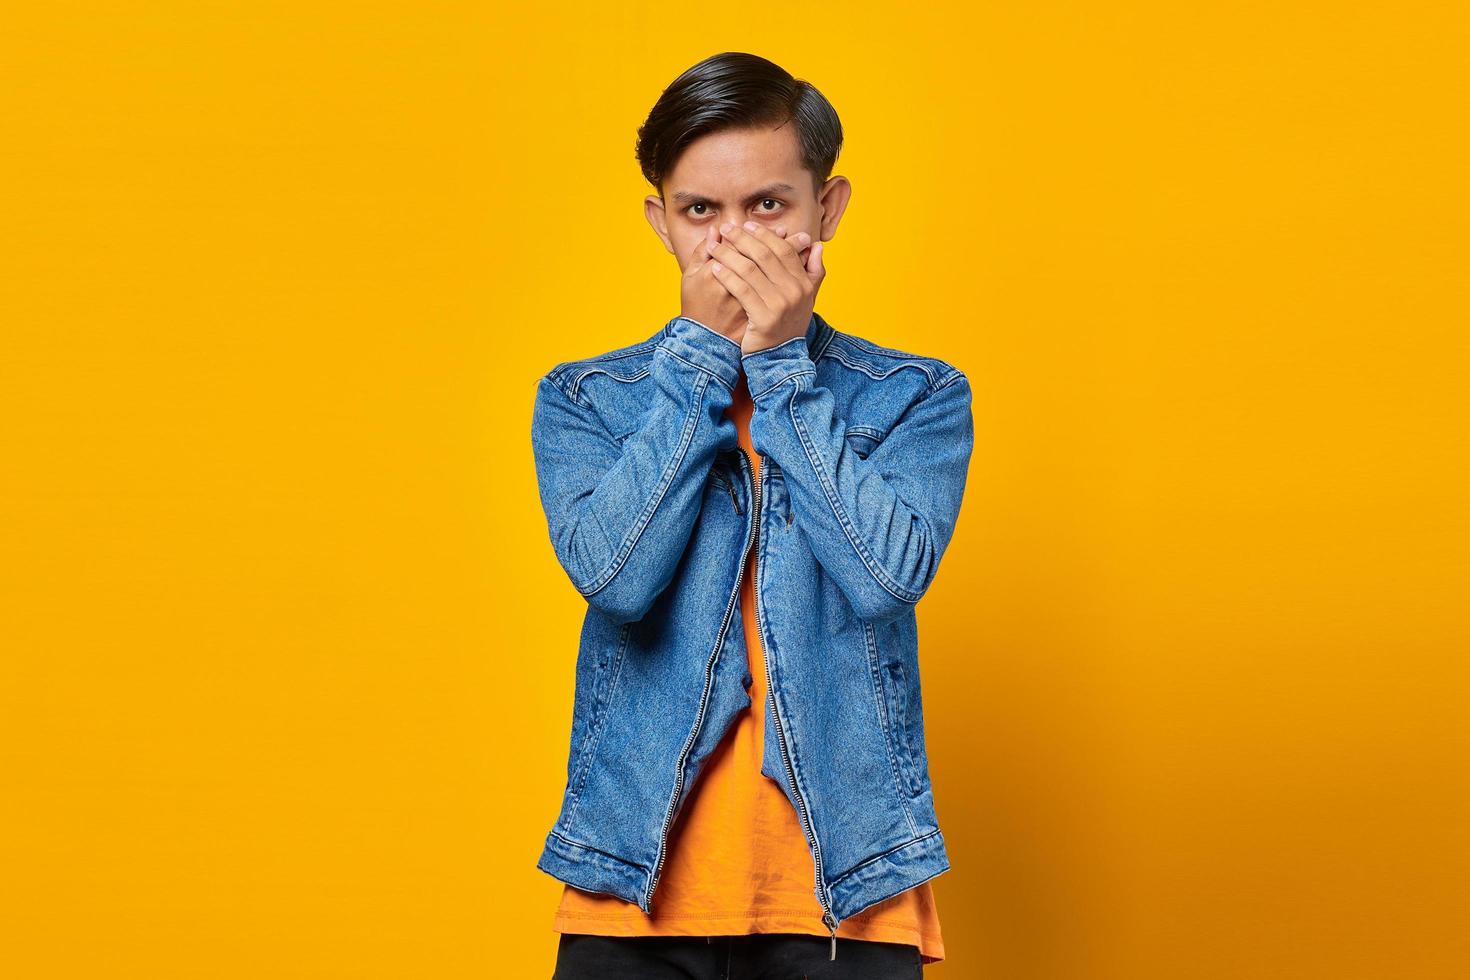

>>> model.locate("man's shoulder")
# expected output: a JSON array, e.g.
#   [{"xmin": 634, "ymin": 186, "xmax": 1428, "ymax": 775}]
[
  {"xmin": 822, "ymin": 325, "xmax": 966, "ymax": 393},
  {"xmin": 539, "ymin": 324, "xmax": 668, "ymax": 397}
]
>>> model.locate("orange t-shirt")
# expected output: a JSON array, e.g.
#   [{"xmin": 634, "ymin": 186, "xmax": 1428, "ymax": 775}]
[{"xmin": 553, "ymin": 368, "xmax": 946, "ymax": 965}]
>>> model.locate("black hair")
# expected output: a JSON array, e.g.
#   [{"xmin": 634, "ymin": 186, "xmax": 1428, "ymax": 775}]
[{"xmin": 635, "ymin": 52, "xmax": 843, "ymax": 198}]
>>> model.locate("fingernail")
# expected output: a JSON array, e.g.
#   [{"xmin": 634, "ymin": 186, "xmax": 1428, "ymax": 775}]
[
  {"xmin": 720, "ymin": 222, "xmax": 733, "ymax": 233},
  {"xmin": 742, "ymin": 221, "xmax": 758, "ymax": 232}
]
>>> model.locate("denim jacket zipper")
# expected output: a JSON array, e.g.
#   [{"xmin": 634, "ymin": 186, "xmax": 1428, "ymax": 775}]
[
  {"xmin": 743, "ymin": 447, "xmax": 841, "ymax": 961},
  {"xmin": 645, "ymin": 459, "xmax": 756, "ymax": 910}
]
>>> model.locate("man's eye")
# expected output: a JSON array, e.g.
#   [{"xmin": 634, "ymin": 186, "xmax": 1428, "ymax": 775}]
[{"xmin": 687, "ymin": 200, "xmax": 782, "ymax": 217}]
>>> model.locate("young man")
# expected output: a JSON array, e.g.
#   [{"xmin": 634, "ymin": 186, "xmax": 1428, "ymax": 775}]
[{"xmin": 531, "ymin": 52, "xmax": 974, "ymax": 977}]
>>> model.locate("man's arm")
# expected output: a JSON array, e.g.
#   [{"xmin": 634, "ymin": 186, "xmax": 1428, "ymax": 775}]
[
  {"xmin": 530, "ymin": 315, "xmax": 743, "ymax": 625},
  {"xmin": 741, "ymin": 337, "xmax": 974, "ymax": 624}
]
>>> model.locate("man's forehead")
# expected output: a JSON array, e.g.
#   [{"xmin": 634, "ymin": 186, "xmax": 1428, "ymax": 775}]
[{"xmin": 665, "ymin": 125, "xmax": 806, "ymax": 200}]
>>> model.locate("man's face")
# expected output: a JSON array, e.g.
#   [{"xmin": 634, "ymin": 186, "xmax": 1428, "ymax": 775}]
[{"xmin": 645, "ymin": 122, "xmax": 849, "ymax": 270}]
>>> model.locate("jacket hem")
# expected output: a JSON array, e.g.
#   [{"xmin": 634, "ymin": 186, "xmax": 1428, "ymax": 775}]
[
  {"xmin": 536, "ymin": 830, "xmax": 651, "ymax": 913},
  {"xmin": 826, "ymin": 827, "xmax": 951, "ymax": 923}
]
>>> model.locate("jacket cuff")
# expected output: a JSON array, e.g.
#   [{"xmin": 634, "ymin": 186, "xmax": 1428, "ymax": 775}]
[
  {"xmin": 659, "ymin": 315, "xmax": 744, "ymax": 390},
  {"xmin": 741, "ymin": 335, "xmax": 815, "ymax": 399}
]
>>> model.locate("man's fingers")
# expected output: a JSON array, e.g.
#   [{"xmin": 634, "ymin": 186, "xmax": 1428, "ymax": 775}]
[
  {"xmin": 737, "ymin": 222, "xmax": 812, "ymax": 283},
  {"xmin": 714, "ymin": 224, "xmax": 779, "ymax": 282},
  {"xmin": 708, "ymin": 237, "xmax": 781, "ymax": 309},
  {"xmin": 709, "ymin": 257, "xmax": 771, "ymax": 319},
  {"xmin": 773, "ymin": 224, "xmax": 813, "ymax": 253},
  {"xmin": 806, "ymin": 240, "xmax": 825, "ymax": 282},
  {"xmin": 719, "ymin": 223, "xmax": 804, "ymax": 291}
]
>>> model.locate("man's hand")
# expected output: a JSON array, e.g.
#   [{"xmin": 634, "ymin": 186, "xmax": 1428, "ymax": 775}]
[
  {"xmin": 679, "ymin": 225, "xmax": 750, "ymax": 343},
  {"xmin": 707, "ymin": 221, "xmax": 826, "ymax": 356}
]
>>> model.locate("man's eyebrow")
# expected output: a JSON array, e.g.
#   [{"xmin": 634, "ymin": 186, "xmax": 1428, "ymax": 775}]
[{"xmin": 670, "ymin": 182, "xmax": 797, "ymax": 206}]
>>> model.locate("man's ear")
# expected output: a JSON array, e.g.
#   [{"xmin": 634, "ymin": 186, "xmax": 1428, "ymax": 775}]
[
  {"xmin": 644, "ymin": 194, "xmax": 675, "ymax": 255},
  {"xmin": 816, "ymin": 175, "xmax": 852, "ymax": 242}
]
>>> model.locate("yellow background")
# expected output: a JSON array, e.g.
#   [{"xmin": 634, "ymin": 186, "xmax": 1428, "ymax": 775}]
[{"xmin": 2, "ymin": 3, "xmax": 1465, "ymax": 977}]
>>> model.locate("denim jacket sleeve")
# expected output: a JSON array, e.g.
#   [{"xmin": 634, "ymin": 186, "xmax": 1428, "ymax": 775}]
[
  {"xmin": 530, "ymin": 316, "xmax": 743, "ymax": 625},
  {"xmin": 741, "ymin": 335, "xmax": 974, "ymax": 625}
]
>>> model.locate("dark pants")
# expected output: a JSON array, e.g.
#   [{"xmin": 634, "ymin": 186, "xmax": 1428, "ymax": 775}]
[{"xmin": 552, "ymin": 932, "xmax": 924, "ymax": 979}]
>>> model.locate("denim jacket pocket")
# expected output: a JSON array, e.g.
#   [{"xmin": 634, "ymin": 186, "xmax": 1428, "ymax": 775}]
[
  {"xmin": 710, "ymin": 466, "xmax": 742, "ymax": 514},
  {"xmin": 881, "ymin": 658, "xmax": 922, "ymax": 799},
  {"xmin": 565, "ymin": 620, "xmax": 629, "ymax": 811},
  {"xmin": 843, "ymin": 427, "xmax": 884, "ymax": 460}
]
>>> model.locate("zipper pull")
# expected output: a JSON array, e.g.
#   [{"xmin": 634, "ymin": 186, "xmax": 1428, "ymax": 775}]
[{"xmin": 825, "ymin": 910, "xmax": 837, "ymax": 960}]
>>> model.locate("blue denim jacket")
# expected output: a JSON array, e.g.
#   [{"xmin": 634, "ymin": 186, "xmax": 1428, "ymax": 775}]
[{"xmin": 530, "ymin": 311, "xmax": 973, "ymax": 959}]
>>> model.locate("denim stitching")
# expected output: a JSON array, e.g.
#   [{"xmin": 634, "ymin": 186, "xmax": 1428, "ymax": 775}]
[
  {"xmin": 781, "ymin": 374, "xmax": 926, "ymax": 605},
  {"xmin": 886, "ymin": 659, "xmax": 923, "ymax": 800},
  {"xmin": 932, "ymin": 368, "xmax": 966, "ymax": 391},
  {"xmin": 660, "ymin": 347, "xmax": 738, "ymax": 392},
  {"xmin": 833, "ymin": 332, "xmax": 947, "ymax": 370},
  {"xmin": 739, "ymin": 333, "xmax": 807, "ymax": 364},
  {"xmin": 576, "ymin": 369, "xmax": 710, "ymax": 597},
  {"xmin": 569, "ymin": 365, "xmax": 651, "ymax": 399},
  {"xmin": 826, "ymin": 827, "xmax": 944, "ymax": 892},
  {"xmin": 545, "ymin": 829, "xmax": 645, "ymax": 873},
  {"xmin": 865, "ymin": 621, "xmax": 919, "ymax": 834},
  {"xmin": 672, "ymin": 315, "xmax": 745, "ymax": 355},
  {"xmin": 840, "ymin": 859, "xmax": 951, "ymax": 923},
  {"xmin": 561, "ymin": 621, "xmax": 631, "ymax": 832},
  {"xmin": 822, "ymin": 345, "xmax": 938, "ymax": 385},
  {"xmin": 749, "ymin": 367, "xmax": 814, "ymax": 401}
]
